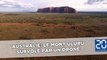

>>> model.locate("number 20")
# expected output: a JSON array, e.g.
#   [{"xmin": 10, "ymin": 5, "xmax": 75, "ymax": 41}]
[{"xmin": 96, "ymin": 40, "xmax": 107, "ymax": 50}]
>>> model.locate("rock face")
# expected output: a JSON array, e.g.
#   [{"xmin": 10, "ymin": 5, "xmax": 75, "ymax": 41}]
[{"xmin": 37, "ymin": 6, "xmax": 76, "ymax": 13}]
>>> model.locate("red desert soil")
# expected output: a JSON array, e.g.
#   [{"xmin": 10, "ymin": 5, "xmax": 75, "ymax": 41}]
[
  {"xmin": 0, "ymin": 23, "xmax": 32, "ymax": 26},
  {"xmin": 0, "ymin": 23, "xmax": 75, "ymax": 27}
]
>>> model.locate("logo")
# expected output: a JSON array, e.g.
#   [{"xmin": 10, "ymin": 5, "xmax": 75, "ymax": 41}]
[{"xmin": 95, "ymin": 39, "xmax": 107, "ymax": 52}]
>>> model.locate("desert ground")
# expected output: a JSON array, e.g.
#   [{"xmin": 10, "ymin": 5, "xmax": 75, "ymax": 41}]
[
  {"xmin": 0, "ymin": 13, "xmax": 107, "ymax": 60},
  {"xmin": 0, "ymin": 13, "xmax": 107, "ymax": 40}
]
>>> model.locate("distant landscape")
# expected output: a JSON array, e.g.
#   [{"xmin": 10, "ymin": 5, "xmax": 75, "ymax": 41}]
[
  {"xmin": 0, "ymin": 12, "xmax": 107, "ymax": 40},
  {"xmin": 0, "ymin": 5, "xmax": 106, "ymax": 60},
  {"xmin": 0, "ymin": 0, "xmax": 107, "ymax": 59}
]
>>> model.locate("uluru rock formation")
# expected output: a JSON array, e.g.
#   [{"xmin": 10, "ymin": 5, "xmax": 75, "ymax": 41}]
[{"xmin": 37, "ymin": 6, "xmax": 77, "ymax": 13}]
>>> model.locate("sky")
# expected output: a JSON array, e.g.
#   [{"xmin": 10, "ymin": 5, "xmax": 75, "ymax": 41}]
[{"xmin": 0, "ymin": 0, "xmax": 107, "ymax": 12}]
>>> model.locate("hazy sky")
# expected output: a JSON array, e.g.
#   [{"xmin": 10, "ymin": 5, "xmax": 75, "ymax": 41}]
[{"xmin": 0, "ymin": 0, "xmax": 107, "ymax": 12}]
